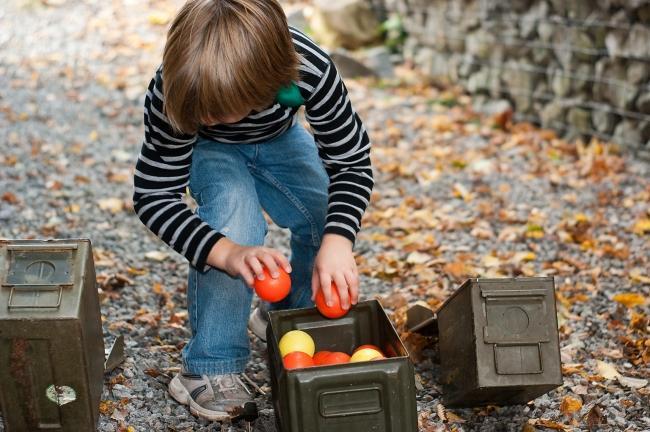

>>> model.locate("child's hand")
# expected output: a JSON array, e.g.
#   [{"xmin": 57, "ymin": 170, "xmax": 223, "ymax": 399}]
[
  {"xmin": 311, "ymin": 234, "xmax": 359, "ymax": 310},
  {"xmin": 207, "ymin": 238, "xmax": 291, "ymax": 287}
]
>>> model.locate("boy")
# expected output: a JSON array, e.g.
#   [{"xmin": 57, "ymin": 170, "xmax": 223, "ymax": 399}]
[{"xmin": 133, "ymin": 0, "xmax": 373, "ymax": 421}]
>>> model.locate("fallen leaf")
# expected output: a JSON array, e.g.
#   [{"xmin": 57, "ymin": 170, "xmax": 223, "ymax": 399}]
[
  {"xmin": 145, "ymin": 251, "xmax": 169, "ymax": 262},
  {"xmin": 525, "ymin": 224, "xmax": 545, "ymax": 239},
  {"xmin": 632, "ymin": 218, "xmax": 650, "ymax": 235},
  {"xmin": 445, "ymin": 411, "xmax": 465, "ymax": 423},
  {"xmin": 616, "ymin": 375, "xmax": 648, "ymax": 389},
  {"xmin": 452, "ymin": 182, "xmax": 473, "ymax": 201},
  {"xmin": 512, "ymin": 251, "xmax": 536, "ymax": 263},
  {"xmin": 436, "ymin": 403, "xmax": 446, "ymax": 421},
  {"xmin": 596, "ymin": 360, "xmax": 620, "ymax": 380},
  {"xmin": 99, "ymin": 400, "xmax": 115, "ymax": 416},
  {"xmin": 1, "ymin": 192, "xmax": 20, "ymax": 204},
  {"xmin": 629, "ymin": 268, "xmax": 650, "ymax": 284},
  {"xmin": 560, "ymin": 395, "xmax": 582, "ymax": 416},
  {"xmin": 406, "ymin": 251, "xmax": 433, "ymax": 265},
  {"xmin": 530, "ymin": 418, "xmax": 568, "ymax": 430},
  {"xmin": 584, "ymin": 405, "xmax": 606, "ymax": 430},
  {"xmin": 613, "ymin": 293, "xmax": 647, "ymax": 308},
  {"xmin": 147, "ymin": 11, "xmax": 171, "ymax": 26},
  {"xmin": 98, "ymin": 197, "xmax": 125, "ymax": 214}
]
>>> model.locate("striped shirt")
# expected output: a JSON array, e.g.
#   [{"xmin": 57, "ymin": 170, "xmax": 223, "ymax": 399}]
[{"xmin": 133, "ymin": 28, "xmax": 374, "ymax": 270}]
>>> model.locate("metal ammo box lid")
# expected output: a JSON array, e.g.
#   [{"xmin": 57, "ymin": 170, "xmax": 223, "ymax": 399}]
[
  {"xmin": 267, "ymin": 299, "xmax": 418, "ymax": 432},
  {"xmin": 437, "ymin": 277, "xmax": 563, "ymax": 407},
  {"xmin": 0, "ymin": 239, "xmax": 105, "ymax": 431}
]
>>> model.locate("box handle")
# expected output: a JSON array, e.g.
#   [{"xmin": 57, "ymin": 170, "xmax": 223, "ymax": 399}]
[
  {"xmin": 481, "ymin": 288, "xmax": 546, "ymax": 298},
  {"xmin": 319, "ymin": 386, "xmax": 383, "ymax": 418},
  {"xmin": 7, "ymin": 285, "xmax": 64, "ymax": 309},
  {"xmin": 6, "ymin": 244, "xmax": 78, "ymax": 251}
]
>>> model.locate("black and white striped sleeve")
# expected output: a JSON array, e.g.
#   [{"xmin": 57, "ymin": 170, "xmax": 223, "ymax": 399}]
[
  {"xmin": 304, "ymin": 59, "xmax": 374, "ymax": 244},
  {"xmin": 133, "ymin": 72, "xmax": 223, "ymax": 270}
]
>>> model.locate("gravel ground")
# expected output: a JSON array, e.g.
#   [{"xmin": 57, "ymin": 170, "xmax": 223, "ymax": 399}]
[{"xmin": 1, "ymin": 1, "xmax": 649, "ymax": 431}]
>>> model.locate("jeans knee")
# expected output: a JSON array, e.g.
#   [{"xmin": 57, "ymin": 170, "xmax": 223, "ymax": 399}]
[{"xmin": 197, "ymin": 192, "xmax": 267, "ymax": 246}]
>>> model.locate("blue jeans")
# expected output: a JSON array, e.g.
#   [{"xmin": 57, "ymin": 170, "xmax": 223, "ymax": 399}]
[{"xmin": 182, "ymin": 123, "xmax": 329, "ymax": 375}]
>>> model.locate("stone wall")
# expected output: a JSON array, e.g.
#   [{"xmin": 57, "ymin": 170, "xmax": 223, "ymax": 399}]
[{"xmin": 383, "ymin": 0, "xmax": 650, "ymax": 158}]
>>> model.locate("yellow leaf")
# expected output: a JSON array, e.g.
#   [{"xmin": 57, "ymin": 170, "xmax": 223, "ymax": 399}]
[
  {"xmin": 633, "ymin": 218, "xmax": 650, "ymax": 235},
  {"xmin": 630, "ymin": 268, "xmax": 650, "ymax": 284},
  {"xmin": 452, "ymin": 183, "xmax": 472, "ymax": 201},
  {"xmin": 525, "ymin": 224, "xmax": 545, "ymax": 239},
  {"xmin": 88, "ymin": 130, "xmax": 98, "ymax": 141},
  {"xmin": 574, "ymin": 213, "xmax": 590, "ymax": 223},
  {"xmin": 560, "ymin": 396, "xmax": 582, "ymax": 415},
  {"xmin": 148, "ymin": 11, "xmax": 171, "ymax": 26},
  {"xmin": 512, "ymin": 251, "xmax": 536, "ymax": 263},
  {"xmin": 613, "ymin": 292, "xmax": 647, "ymax": 308}
]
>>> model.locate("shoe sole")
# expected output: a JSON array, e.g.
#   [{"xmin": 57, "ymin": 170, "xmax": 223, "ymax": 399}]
[{"xmin": 168, "ymin": 375, "xmax": 231, "ymax": 421}]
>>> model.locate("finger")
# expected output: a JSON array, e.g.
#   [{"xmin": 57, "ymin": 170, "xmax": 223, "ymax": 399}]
[
  {"xmin": 333, "ymin": 273, "xmax": 350, "ymax": 310},
  {"xmin": 239, "ymin": 264, "xmax": 256, "ymax": 288},
  {"xmin": 319, "ymin": 272, "xmax": 333, "ymax": 306},
  {"xmin": 345, "ymin": 269, "xmax": 359, "ymax": 305},
  {"xmin": 259, "ymin": 253, "xmax": 280, "ymax": 278},
  {"xmin": 311, "ymin": 269, "xmax": 320, "ymax": 301},
  {"xmin": 271, "ymin": 250, "xmax": 291, "ymax": 274},
  {"xmin": 245, "ymin": 255, "xmax": 266, "ymax": 280}
]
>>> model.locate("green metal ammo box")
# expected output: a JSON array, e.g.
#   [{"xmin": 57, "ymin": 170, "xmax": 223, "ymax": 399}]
[
  {"xmin": 267, "ymin": 299, "xmax": 418, "ymax": 432},
  {"xmin": 0, "ymin": 239, "xmax": 105, "ymax": 431},
  {"xmin": 437, "ymin": 277, "xmax": 563, "ymax": 407}
]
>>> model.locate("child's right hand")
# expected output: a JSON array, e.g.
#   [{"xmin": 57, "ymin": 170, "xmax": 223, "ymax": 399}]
[{"xmin": 206, "ymin": 237, "xmax": 291, "ymax": 287}]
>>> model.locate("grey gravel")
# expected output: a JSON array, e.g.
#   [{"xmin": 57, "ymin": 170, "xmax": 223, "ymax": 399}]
[{"xmin": 2, "ymin": 1, "xmax": 650, "ymax": 431}]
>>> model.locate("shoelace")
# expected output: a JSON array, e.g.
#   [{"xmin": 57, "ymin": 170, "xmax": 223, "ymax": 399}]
[{"xmin": 215, "ymin": 374, "xmax": 252, "ymax": 396}]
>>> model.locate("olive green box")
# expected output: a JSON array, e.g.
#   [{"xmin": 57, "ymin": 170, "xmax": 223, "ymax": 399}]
[
  {"xmin": 0, "ymin": 239, "xmax": 105, "ymax": 431},
  {"xmin": 438, "ymin": 277, "xmax": 563, "ymax": 407},
  {"xmin": 267, "ymin": 299, "xmax": 417, "ymax": 432}
]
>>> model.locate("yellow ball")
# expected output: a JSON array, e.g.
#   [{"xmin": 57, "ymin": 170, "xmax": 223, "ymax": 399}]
[
  {"xmin": 279, "ymin": 330, "xmax": 315, "ymax": 358},
  {"xmin": 350, "ymin": 348, "xmax": 384, "ymax": 363}
]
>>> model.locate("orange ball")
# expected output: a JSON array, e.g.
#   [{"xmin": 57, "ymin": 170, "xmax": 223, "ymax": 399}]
[
  {"xmin": 315, "ymin": 283, "xmax": 348, "ymax": 319},
  {"xmin": 283, "ymin": 351, "xmax": 314, "ymax": 370},
  {"xmin": 320, "ymin": 352, "xmax": 350, "ymax": 366},
  {"xmin": 313, "ymin": 351, "xmax": 332, "ymax": 365},
  {"xmin": 254, "ymin": 268, "xmax": 291, "ymax": 302},
  {"xmin": 353, "ymin": 344, "xmax": 383, "ymax": 355}
]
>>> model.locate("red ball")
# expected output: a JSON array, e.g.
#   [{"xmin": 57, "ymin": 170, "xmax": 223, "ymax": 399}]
[
  {"xmin": 320, "ymin": 351, "xmax": 350, "ymax": 366},
  {"xmin": 312, "ymin": 351, "xmax": 332, "ymax": 366},
  {"xmin": 254, "ymin": 268, "xmax": 291, "ymax": 302},
  {"xmin": 315, "ymin": 283, "xmax": 348, "ymax": 319},
  {"xmin": 283, "ymin": 351, "xmax": 314, "ymax": 370}
]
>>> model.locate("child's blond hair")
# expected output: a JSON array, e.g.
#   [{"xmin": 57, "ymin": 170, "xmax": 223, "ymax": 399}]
[{"xmin": 162, "ymin": 0, "xmax": 299, "ymax": 134}]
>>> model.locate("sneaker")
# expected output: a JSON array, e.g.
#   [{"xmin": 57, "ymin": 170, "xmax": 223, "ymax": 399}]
[
  {"xmin": 248, "ymin": 305, "xmax": 269, "ymax": 342},
  {"xmin": 168, "ymin": 368, "xmax": 258, "ymax": 422}
]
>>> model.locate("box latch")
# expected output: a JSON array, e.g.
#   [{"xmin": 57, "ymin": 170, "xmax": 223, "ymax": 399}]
[
  {"xmin": 481, "ymin": 286, "xmax": 549, "ymax": 375},
  {"xmin": 2, "ymin": 244, "xmax": 77, "ymax": 310}
]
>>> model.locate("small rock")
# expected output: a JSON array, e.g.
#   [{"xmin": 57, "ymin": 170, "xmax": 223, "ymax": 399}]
[
  {"xmin": 359, "ymin": 46, "xmax": 394, "ymax": 79},
  {"xmin": 310, "ymin": 0, "xmax": 381, "ymax": 49},
  {"xmin": 636, "ymin": 92, "xmax": 650, "ymax": 114},
  {"xmin": 329, "ymin": 49, "xmax": 377, "ymax": 78},
  {"xmin": 613, "ymin": 120, "xmax": 642, "ymax": 150},
  {"xmin": 592, "ymin": 109, "xmax": 617, "ymax": 135}
]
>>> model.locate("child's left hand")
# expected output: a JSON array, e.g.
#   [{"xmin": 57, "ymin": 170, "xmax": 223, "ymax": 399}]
[{"xmin": 311, "ymin": 233, "xmax": 359, "ymax": 310}]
